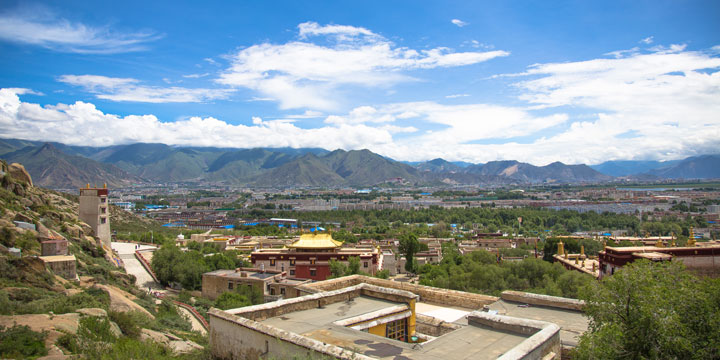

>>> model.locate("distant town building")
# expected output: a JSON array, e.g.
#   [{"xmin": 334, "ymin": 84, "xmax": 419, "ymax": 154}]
[
  {"xmin": 79, "ymin": 185, "xmax": 111, "ymax": 248},
  {"xmin": 201, "ymin": 267, "xmax": 309, "ymax": 301},
  {"xmin": 251, "ymin": 233, "xmax": 381, "ymax": 280},
  {"xmin": 598, "ymin": 243, "xmax": 720, "ymax": 278}
]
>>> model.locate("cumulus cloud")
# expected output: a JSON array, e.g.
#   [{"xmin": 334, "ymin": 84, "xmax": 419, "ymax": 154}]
[
  {"xmin": 0, "ymin": 88, "xmax": 394, "ymax": 150},
  {"xmin": 3, "ymin": 45, "xmax": 718, "ymax": 166},
  {"xmin": 507, "ymin": 45, "xmax": 720, "ymax": 164},
  {"xmin": 217, "ymin": 22, "xmax": 508, "ymax": 110},
  {"xmin": 451, "ymin": 19, "xmax": 468, "ymax": 27},
  {"xmin": 59, "ymin": 75, "xmax": 232, "ymax": 103},
  {"xmin": 0, "ymin": 7, "xmax": 160, "ymax": 53}
]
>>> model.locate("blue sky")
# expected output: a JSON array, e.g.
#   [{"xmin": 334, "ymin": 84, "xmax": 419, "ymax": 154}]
[{"xmin": 0, "ymin": 0, "xmax": 718, "ymax": 165}]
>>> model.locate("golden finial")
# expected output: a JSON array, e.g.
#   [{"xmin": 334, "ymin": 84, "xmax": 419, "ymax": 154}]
[{"xmin": 688, "ymin": 227, "xmax": 696, "ymax": 246}]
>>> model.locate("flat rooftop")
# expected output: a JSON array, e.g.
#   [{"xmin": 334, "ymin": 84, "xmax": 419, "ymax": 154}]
[
  {"xmin": 488, "ymin": 299, "xmax": 588, "ymax": 347},
  {"xmin": 260, "ymin": 296, "xmax": 529, "ymax": 360},
  {"xmin": 206, "ymin": 269, "xmax": 278, "ymax": 280}
]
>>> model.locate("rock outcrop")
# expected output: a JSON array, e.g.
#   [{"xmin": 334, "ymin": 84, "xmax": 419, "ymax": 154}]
[{"xmin": 8, "ymin": 162, "xmax": 33, "ymax": 186}]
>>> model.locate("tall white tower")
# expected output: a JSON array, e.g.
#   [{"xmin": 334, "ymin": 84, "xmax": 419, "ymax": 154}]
[{"xmin": 79, "ymin": 184, "xmax": 111, "ymax": 248}]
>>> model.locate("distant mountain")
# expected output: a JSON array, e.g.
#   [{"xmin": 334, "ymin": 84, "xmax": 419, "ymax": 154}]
[
  {"xmin": 322, "ymin": 149, "xmax": 420, "ymax": 186},
  {"xmin": 416, "ymin": 158, "xmax": 463, "ymax": 173},
  {"xmin": 645, "ymin": 155, "xmax": 720, "ymax": 179},
  {"xmin": 2, "ymin": 137, "xmax": 718, "ymax": 188},
  {"xmin": 590, "ymin": 160, "xmax": 680, "ymax": 177},
  {"xmin": 0, "ymin": 143, "xmax": 144, "ymax": 188},
  {"xmin": 251, "ymin": 153, "xmax": 345, "ymax": 187},
  {"xmin": 469, "ymin": 160, "xmax": 611, "ymax": 183},
  {"xmin": 253, "ymin": 149, "xmax": 421, "ymax": 187}
]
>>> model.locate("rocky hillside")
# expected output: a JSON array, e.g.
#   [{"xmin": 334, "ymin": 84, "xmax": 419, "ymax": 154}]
[{"xmin": 0, "ymin": 160, "xmax": 207, "ymax": 359}]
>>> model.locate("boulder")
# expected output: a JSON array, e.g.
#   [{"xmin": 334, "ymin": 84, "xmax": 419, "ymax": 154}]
[
  {"xmin": 0, "ymin": 313, "xmax": 80, "ymax": 351},
  {"xmin": 8, "ymin": 163, "xmax": 32, "ymax": 186},
  {"xmin": 109, "ymin": 321, "xmax": 122, "ymax": 337},
  {"xmin": 140, "ymin": 329, "xmax": 203, "ymax": 354},
  {"xmin": 64, "ymin": 223, "xmax": 83, "ymax": 238},
  {"xmin": 76, "ymin": 308, "xmax": 107, "ymax": 317},
  {"xmin": 35, "ymin": 221, "xmax": 50, "ymax": 237},
  {"xmin": 94, "ymin": 284, "xmax": 155, "ymax": 319},
  {"xmin": 14, "ymin": 213, "xmax": 34, "ymax": 224}
]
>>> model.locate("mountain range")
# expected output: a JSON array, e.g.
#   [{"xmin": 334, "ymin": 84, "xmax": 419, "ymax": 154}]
[{"xmin": 0, "ymin": 138, "xmax": 718, "ymax": 188}]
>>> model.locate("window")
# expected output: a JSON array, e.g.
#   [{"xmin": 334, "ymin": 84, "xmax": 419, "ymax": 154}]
[
  {"xmin": 101, "ymin": 207, "xmax": 106, "ymax": 214},
  {"xmin": 386, "ymin": 318, "xmax": 407, "ymax": 341},
  {"xmin": 270, "ymin": 259, "xmax": 276, "ymax": 266},
  {"xmin": 290, "ymin": 259, "xmax": 295, "ymax": 266},
  {"xmin": 228, "ymin": 282, "xmax": 233, "ymax": 290},
  {"xmin": 310, "ymin": 259, "xmax": 316, "ymax": 265},
  {"xmin": 281, "ymin": 265, "xmax": 285, "ymax": 272},
  {"xmin": 280, "ymin": 288, "xmax": 286, "ymax": 295},
  {"xmin": 100, "ymin": 197, "xmax": 106, "ymax": 203},
  {"xmin": 100, "ymin": 217, "xmax": 106, "ymax": 224},
  {"xmin": 290, "ymin": 270, "xmax": 295, "ymax": 276},
  {"xmin": 310, "ymin": 269, "xmax": 317, "ymax": 276},
  {"xmin": 270, "ymin": 288, "xmax": 275, "ymax": 295},
  {"xmin": 364, "ymin": 262, "xmax": 368, "ymax": 268}
]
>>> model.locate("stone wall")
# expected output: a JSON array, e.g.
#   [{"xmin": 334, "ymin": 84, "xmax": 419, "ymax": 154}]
[
  {"xmin": 467, "ymin": 312, "xmax": 561, "ymax": 360},
  {"xmin": 500, "ymin": 291, "xmax": 585, "ymax": 311},
  {"xmin": 415, "ymin": 313, "xmax": 461, "ymax": 337},
  {"xmin": 209, "ymin": 308, "xmax": 374, "ymax": 360},
  {"xmin": 40, "ymin": 256, "xmax": 77, "ymax": 280},
  {"xmin": 298, "ymin": 275, "xmax": 498, "ymax": 309}
]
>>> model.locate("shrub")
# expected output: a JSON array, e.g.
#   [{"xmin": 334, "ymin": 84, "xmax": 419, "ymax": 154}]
[
  {"xmin": 214, "ymin": 291, "xmax": 251, "ymax": 310},
  {"xmin": 0, "ymin": 324, "xmax": 48, "ymax": 359},
  {"xmin": 109, "ymin": 311, "xmax": 147, "ymax": 339},
  {"xmin": 153, "ymin": 299, "xmax": 191, "ymax": 332}
]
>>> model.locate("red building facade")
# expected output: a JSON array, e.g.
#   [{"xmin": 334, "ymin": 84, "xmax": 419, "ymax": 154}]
[{"xmin": 250, "ymin": 233, "xmax": 381, "ymax": 281}]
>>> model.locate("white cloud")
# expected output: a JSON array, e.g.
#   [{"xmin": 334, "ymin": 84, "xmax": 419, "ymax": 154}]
[
  {"xmin": 183, "ymin": 73, "xmax": 210, "ymax": 79},
  {"xmin": 506, "ymin": 45, "xmax": 720, "ymax": 164},
  {"xmin": 298, "ymin": 22, "xmax": 378, "ymax": 41},
  {"xmin": 0, "ymin": 88, "xmax": 394, "ymax": 150},
  {"xmin": 4, "ymin": 45, "xmax": 717, "ymax": 166},
  {"xmin": 0, "ymin": 8, "xmax": 160, "ymax": 53},
  {"xmin": 283, "ymin": 110, "xmax": 324, "ymax": 119},
  {"xmin": 451, "ymin": 19, "xmax": 468, "ymax": 27},
  {"xmin": 445, "ymin": 93, "xmax": 469, "ymax": 98},
  {"xmin": 59, "ymin": 75, "xmax": 231, "ymax": 103},
  {"xmin": 217, "ymin": 22, "xmax": 508, "ymax": 110},
  {"xmin": 640, "ymin": 36, "xmax": 654, "ymax": 44}
]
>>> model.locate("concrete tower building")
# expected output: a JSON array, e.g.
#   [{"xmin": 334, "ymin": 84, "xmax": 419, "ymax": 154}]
[{"xmin": 79, "ymin": 184, "xmax": 111, "ymax": 248}]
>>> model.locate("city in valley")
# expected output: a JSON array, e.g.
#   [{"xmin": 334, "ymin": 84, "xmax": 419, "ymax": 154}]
[{"xmin": 1, "ymin": 1, "xmax": 719, "ymax": 359}]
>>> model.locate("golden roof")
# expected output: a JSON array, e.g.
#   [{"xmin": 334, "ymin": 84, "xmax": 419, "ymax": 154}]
[{"xmin": 287, "ymin": 233, "xmax": 343, "ymax": 249}]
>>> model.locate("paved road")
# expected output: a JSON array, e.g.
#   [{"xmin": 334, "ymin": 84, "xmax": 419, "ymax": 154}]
[
  {"xmin": 111, "ymin": 242, "xmax": 207, "ymax": 334},
  {"xmin": 111, "ymin": 242, "xmax": 163, "ymax": 292},
  {"xmin": 177, "ymin": 306, "xmax": 207, "ymax": 334}
]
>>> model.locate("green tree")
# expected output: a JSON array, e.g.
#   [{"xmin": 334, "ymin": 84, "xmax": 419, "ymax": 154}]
[
  {"xmin": 329, "ymin": 259, "xmax": 348, "ymax": 278},
  {"xmin": 347, "ymin": 256, "xmax": 361, "ymax": 275},
  {"xmin": 399, "ymin": 233, "xmax": 420, "ymax": 273},
  {"xmin": 214, "ymin": 292, "xmax": 251, "ymax": 310},
  {"xmin": 575, "ymin": 260, "xmax": 720, "ymax": 360}
]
